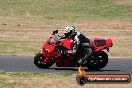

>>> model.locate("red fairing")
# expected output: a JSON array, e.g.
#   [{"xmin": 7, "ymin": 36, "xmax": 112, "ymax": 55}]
[
  {"xmin": 40, "ymin": 49, "xmax": 46, "ymax": 55},
  {"xmin": 55, "ymin": 60, "xmax": 72, "ymax": 67},
  {"xmin": 62, "ymin": 39, "xmax": 73, "ymax": 50},
  {"xmin": 42, "ymin": 38, "xmax": 57, "ymax": 53}
]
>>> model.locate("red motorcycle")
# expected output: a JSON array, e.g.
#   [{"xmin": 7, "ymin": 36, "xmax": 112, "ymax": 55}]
[{"xmin": 34, "ymin": 30, "xmax": 113, "ymax": 70}]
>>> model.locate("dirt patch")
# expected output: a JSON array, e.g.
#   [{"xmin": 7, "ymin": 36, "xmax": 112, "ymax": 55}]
[
  {"xmin": 0, "ymin": 17, "xmax": 132, "ymax": 31},
  {"xmin": 115, "ymin": 0, "xmax": 132, "ymax": 5}
]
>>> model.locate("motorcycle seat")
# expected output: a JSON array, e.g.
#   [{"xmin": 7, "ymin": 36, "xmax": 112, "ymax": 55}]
[{"xmin": 95, "ymin": 39, "xmax": 106, "ymax": 46}]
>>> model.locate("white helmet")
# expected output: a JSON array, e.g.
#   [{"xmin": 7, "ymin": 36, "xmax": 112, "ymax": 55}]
[{"xmin": 64, "ymin": 25, "xmax": 75, "ymax": 34}]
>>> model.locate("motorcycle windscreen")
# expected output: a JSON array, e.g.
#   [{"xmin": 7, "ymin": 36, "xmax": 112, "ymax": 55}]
[{"xmin": 47, "ymin": 35, "xmax": 60, "ymax": 45}]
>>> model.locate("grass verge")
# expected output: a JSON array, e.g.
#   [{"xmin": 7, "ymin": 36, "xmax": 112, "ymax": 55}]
[{"xmin": 0, "ymin": 71, "xmax": 131, "ymax": 88}]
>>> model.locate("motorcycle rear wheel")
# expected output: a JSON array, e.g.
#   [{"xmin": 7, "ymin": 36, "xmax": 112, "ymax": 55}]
[
  {"xmin": 34, "ymin": 53, "xmax": 54, "ymax": 69},
  {"xmin": 87, "ymin": 51, "xmax": 108, "ymax": 70}
]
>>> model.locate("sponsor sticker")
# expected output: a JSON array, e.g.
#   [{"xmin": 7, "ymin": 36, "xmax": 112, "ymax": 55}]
[{"xmin": 76, "ymin": 66, "xmax": 131, "ymax": 85}]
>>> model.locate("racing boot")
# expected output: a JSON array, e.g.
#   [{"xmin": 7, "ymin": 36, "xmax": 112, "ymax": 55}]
[{"xmin": 78, "ymin": 48, "xmax": 92, "ymax": 65}]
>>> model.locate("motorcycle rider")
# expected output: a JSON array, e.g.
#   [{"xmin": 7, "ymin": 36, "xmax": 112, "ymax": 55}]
[{"xmin": 64, "ymin": 25, "xmax": 92, "ymax": 65}]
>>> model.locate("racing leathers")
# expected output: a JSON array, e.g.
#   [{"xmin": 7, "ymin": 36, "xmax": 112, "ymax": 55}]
[{"xmin": 68, "ymin": 32, "xmax": 92, "ymax": 64}]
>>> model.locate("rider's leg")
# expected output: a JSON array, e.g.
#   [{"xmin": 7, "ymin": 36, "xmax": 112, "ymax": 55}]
[{"xmin": 78, "ymin": 47, "xmax": 92, "ymax": 65}]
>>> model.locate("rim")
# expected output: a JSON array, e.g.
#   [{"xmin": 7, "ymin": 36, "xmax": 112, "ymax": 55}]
[
  {"xmin": 37, "ymin": 56, "xmax": 45, "ymax": 65},
  {"xmin": 89, "ymin": 55, "xmax": 104, "ymax": 65}
]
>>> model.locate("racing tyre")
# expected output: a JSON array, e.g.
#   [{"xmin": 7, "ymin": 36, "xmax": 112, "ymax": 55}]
[
  {"xmin": 87, "ymin": 51, "xmax": 108, "ymax": 70},
  {"xmin": 34, "ymin": 53, "xmax": 54, "ymax": 69}
]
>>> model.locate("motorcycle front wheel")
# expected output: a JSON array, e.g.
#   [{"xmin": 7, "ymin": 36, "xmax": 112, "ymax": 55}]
[{"xmin": 34, "ymin": 53, "xmax": 54, "ymax": 69}]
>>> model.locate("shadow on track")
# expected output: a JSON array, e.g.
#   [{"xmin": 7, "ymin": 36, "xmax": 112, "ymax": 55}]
[{"xmin": 47, "ymin": 67, "xmax": 121, "ymax": 72}]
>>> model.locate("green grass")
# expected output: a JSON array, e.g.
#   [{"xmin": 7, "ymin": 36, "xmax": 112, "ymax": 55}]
[
  {"xmin": 0, "ymin": 71, "xmax": 72, "ymax": 77},
  {"xmin": 0, "ymin": 41, "xmax": 41, "ymax": 56},
  {"xmin": 0, "ymin": 71, "xmax": 73, "ymax": 88},
  {"xmin": 0, "ymin": 0, "xmax": 132, "ymax": 21}
]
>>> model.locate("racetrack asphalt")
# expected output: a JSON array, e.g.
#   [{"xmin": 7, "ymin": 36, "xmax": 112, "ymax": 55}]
[{"xmin": 0, "ymin": 56, "xmax": 132, "ymax": 75}]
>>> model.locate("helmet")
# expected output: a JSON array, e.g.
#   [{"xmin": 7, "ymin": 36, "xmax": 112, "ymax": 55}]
[{"xmin": 64, "ymin": 25, "xmax": 75, "ymax": 34}]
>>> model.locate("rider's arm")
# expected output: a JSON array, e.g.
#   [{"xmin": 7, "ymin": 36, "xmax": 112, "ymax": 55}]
[{"xmin": 72, "ymin": 33, "xmax": 81, "ymax": 54}]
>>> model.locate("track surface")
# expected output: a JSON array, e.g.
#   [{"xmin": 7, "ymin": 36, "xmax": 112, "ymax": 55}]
[{"xmin": 0, "ymin": 56, "xmax": 132, "ymax": 75}]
